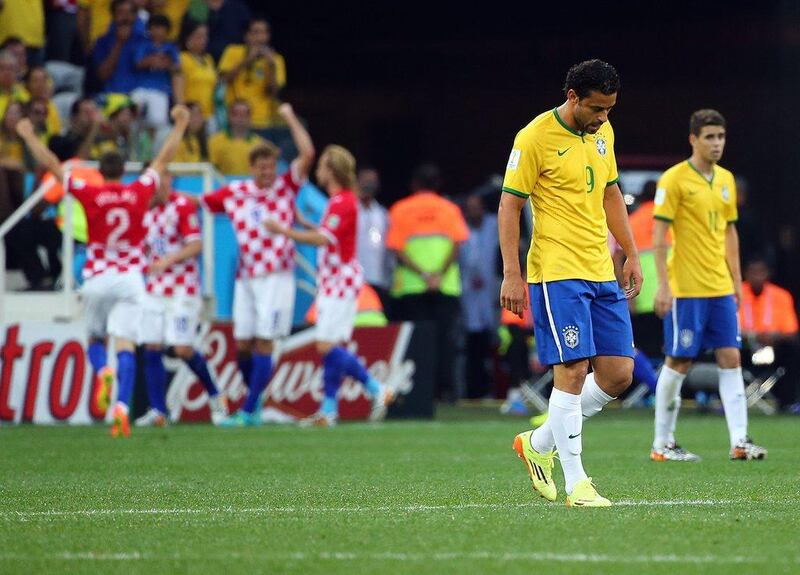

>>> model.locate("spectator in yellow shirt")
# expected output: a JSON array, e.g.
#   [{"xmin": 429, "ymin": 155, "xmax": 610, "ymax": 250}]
[
  {"xmin": 179, "ymin": 20, "xmax": 217, "ymax": 123},
  {"xmin": 24, "ymin": 66, "xmax": 61, "ymax": 137},
  {"xmin": 147, "ymin": 0, "xmax": 189, "ymax": 43},
  {"xmin": 0, "ymin": 50, "xmax": 29, "ymax": 129},
  {"xmin": 208, "ymin": 99, "xmax": 264, "ymax": 175},
  {"xmin": 0, "ymin": 0, "xmax": 45, "ymax": 64},
  {"xmin": 218, "ymin": 18, "xmax": 285, "ymax": 131}
]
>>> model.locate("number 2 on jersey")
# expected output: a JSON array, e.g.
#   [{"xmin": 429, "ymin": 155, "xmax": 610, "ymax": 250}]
[{"xmin": 106, "ymin": 207, "xmax": 130, "ymax": 246}]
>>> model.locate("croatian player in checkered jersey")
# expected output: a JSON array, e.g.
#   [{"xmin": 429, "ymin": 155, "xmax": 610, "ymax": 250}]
[
  {"xmin": 135, "ymin": 171, "xmax": 228, "ymax": 427},
  {"xmin": 266, "ymin": 145, "xmax": 393, "ymax": 426},
  {"xmin": 200, "ymin": 103, "xmax": 315, "ymax": 426},
  {"xmin": 16, "ymin": 105, "xmax": 192, "ymax": 437}
]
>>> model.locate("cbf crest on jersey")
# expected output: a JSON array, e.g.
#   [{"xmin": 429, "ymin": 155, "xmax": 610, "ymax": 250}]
[
  {"xmin": 562, "ymin": 325, "xmax": 580, "ymax": 349},
  {"xmin": 721, "ymin": 185, "xmax": 730, "ymax": 201},
  {"xmin": 595, "ymin": 137, "xmax": 607, "ymax": 156}
]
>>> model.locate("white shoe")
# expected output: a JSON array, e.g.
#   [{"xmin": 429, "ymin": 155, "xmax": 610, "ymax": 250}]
[
  {"xmin": 134, "ymin": 408, "xmax": 168, "ymax": 427},
  {"xmin": 208, "ymin": 394, "xmax": 228, "ymax": 426},
  {"xmin": 369, "ymin": 384, "xmax": 394, "ymax": 422},
  {"xmin": 299, "ymin": 411, "xmax": 337, "ymax": 427}
]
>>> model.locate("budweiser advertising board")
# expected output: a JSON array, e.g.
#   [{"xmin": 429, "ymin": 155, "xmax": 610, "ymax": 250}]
[{"xmin": 0, "ymin": 321, "xmax": 432, "ymax": 425}]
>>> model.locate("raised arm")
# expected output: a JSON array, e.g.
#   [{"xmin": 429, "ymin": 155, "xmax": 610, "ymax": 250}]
[
  {"xmin": 604, "ymin": 183, "xmax": 642, "ymax": 299},
  {"xmin": 16, "ymin": 119, "xmax": 64, "ymax": 181},
  {"xmin": 149, "ymin": 105, "xmax": 191, "ymax": 175},
  {"xmin": 264, "ymin": 219, "xmax": 328, "ymax": 246},
  {"xmin": 278, "ymin": 103, "xmax": 315, "ymax": 181}
]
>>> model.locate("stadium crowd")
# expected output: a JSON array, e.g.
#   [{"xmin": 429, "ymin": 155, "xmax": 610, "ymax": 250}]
[{"xmin": 0, "ymin": 0, "xmax": 798, "ymax": 415}]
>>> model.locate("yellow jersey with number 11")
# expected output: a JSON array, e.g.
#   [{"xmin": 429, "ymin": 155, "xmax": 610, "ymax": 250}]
[
  {"xmin": 653, "ymin": 160, "xmax": 737, "ymax": 298},
  {"xmin": 502, "ymin": 108, "xmax": 619, "ymax": 284}
]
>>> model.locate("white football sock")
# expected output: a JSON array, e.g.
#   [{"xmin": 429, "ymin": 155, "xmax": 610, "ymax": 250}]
[
  {"xmin": 529, "ymin": 372, "xmax": 614, "ymax": 453},
  {"xmin": 653, "ymin": 366, "xmax": 686, "ymax": 449},
  {"xmin": 548, "ymin": 388, "xmax": 587, "ymax": 495},
  {"xmin": 718, "ymin": 367, "xmax": 748, "ymax": 447}
]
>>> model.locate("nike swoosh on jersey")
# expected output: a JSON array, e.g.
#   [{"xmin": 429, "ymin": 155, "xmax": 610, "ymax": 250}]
[{"xmin": 557, "ymin": 147, "xmax": 572, "ymax": 156}]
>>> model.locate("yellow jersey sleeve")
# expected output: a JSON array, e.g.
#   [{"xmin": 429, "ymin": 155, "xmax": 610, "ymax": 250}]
[
  {"xmin": 501, "ymin": 130, "xmax": 540, "ymax": 198},
  {"xmin": 725, "ymin": 175, "xmax": 738, "ymax": 222},
  {"xmin": 605, "ymin": 124, "xmax": 619, "ymax": 186},
  {"xmin": 653, "ymin": 170, "xmax": 681, "ymax": 221},
  {"xmin": 218, "ymin": 45, "xmax": 244, "ymax": 73}
]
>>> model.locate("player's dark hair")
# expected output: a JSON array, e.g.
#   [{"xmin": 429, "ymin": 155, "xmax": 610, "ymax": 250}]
[
  {"xmin": 147, "ymin": 14, "xmax": 172, "ymax": 32},
  {"xmin": 411, "ymin": 163, "xmax": 442, "ymax": 193},
  {"xmin": 99, "ymin": 151, "xmax": 125, "ymax": 180},
  {"xmin": 249, "ymin": 142, "xmax": 281, "ymax": 165},
  {"xmin": 689, "ymin": 109, "xmax": 726, "ymax": 136},
  {"xmin": 564, "ymin": 59, "xmax": 620, "ymax": 99}
]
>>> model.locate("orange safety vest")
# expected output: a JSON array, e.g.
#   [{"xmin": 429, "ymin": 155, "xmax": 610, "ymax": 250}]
[
  {"xmin": 738, "ymin": 281, "xmax": 799, "ymax": 335},
  {"xmin": 501, "ymin": 305, "xmax": 533, "ymax": 329}
]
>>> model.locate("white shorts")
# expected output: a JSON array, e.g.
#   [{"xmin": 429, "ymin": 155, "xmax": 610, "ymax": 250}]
[
  {"xmin": 233, "ymin": 273, "xmax": 295, "ymax": 340},
  {"xmin": 81, "ymin": 271, "xmax": 145, "ymax": 342},
  {"xmin": 140, "ymin": 294, "xmax": 202, "ymax": 347},
  {"xmin": 316, "ymin": 295, "xmax": 358, "ymax": 343}
]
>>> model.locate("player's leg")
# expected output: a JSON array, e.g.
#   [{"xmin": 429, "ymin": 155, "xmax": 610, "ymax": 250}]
[
  {"xmin": 221, "ymin": 279, "xmax": 258, "ymax": 426},
  {"xmin": 707, "ymin": 296, "xmax": 767, "ymax": 460},
  {"xmin": 81, "ymin": 275, "xmax": 115, "ymax": 414},
  {"xmin": 652, "ymin": 297, "xmax": 703, "ymax": 461},
  {"xmin": 137, "ymin": 295, "xmax": 169, "ymax": 426},
  {"xmin": 106, "ymin": 273, "xmax": 146, "ymax": 437},
  {"xmin": 514, "ymin": 281, "xmax": 596, "ymax": 503},
  {"xmin": 167, "ymin": 295, "xmax": 227, "ymax": 424}
]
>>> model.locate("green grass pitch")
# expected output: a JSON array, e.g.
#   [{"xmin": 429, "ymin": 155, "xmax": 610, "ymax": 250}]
[{"xmin": 1, "ymin": 408, "xmax": 798, "ymax": 574}]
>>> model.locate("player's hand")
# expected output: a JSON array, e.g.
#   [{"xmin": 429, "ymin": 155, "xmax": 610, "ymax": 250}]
[
  {"xmin": 170, "ymin": 104, "xmax": 191, "ymax": 125},
  {"xmin": 622, "ymin": 255, "xmax": 643, "ymax": 300},
  {"xmin": 500, "ymin": 273, "xmax": 528, "ymax": 319},
  {"xmin": 654, "ymin": 283, "xmax": 673, "ymax": 319},
  {"xmin": 15, "ymin": 118, "xmax": 35, "ymax": 139},
  {"xmin": 277, "ymin": 103, "xmax": 294, "ymax": 121},
  {"xmin": 264, "ymin": 219, "xmax": 286, "ymax": 235},
  {"xmin": 150, "ymin": 258, "xmax": 170, "ymax": 274}
]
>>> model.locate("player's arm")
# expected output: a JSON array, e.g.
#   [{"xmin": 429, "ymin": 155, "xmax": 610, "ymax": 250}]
[
  {"xmin": 149, "ymin": 105, "xmax": 191, "ymax": 175},
  {"xmin": 264, "ymin": 219, "xmax": 328, "ymax": 246},
  {"xmin": 498, "ymin": 191, "xmax": 528, "ymax": 318},
  {"xmin": 150, "ymin": 239, "xmax": 202, "ymax": 274},
  {"xmin": 278, "ymin": 103, "xmax": 315, "ymax": 182},
  {"xmin": 15, "ymin": 118, "xmax": 64, "ymax": 182},
  {"xmin": 604, "ymin": 183, "xmax": 642, "ymax": 299},
  {"xmin": 653, "ymin": 219, "xmax": 672, "ymax": 318},
  {"xmin": 725, "ymin": 223, "xmax": 743, "ymax": 308}
]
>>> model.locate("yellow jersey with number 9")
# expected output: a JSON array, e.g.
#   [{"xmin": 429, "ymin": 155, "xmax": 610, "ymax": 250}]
[
  {"xmin": 502, "ymin": 108, "xmax": 619, "ymax": 283},
  {"xmin": 653, "ymin": 161, "xmax": 737, "ymax": 297}
]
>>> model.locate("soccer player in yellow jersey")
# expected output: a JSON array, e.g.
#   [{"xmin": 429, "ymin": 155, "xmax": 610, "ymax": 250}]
[
  {"xmin": 651, "ymin": 110, "xmax": 767, "ymax": 462},
  {"xmin": 499, "ymin": 60, "xmax": 643, "ymax": 507}
]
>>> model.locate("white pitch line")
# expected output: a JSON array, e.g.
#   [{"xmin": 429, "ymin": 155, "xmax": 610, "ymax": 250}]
[
  {"xmin": 0, "ymin": 550, "xmax": 795, "ymax": 565},
  {"xmin": 0, "ymin": 499, "xmax": 739, "ymax": 520}
]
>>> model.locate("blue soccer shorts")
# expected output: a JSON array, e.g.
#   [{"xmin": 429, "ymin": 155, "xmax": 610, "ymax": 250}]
[
  {"xmin": 529, "ymin": 280, "xmax": 634, "ymax": 366},
  {"xmin": 663, "ymin": 295, "xmax": 741, "ymax": 358}
]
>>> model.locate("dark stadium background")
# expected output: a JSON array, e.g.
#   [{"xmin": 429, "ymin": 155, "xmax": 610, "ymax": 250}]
[{"xmin": 246, "ymin": 1, "xmax": 799, "ymax": 236}]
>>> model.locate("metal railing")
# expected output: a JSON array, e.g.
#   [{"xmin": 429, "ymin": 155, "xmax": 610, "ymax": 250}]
[{"xmin": 0, "ymin": 162, "xmax": 222, "ymax": 325}]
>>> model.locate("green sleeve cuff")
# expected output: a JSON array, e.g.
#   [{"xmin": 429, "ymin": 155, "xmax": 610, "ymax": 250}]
[
  {"xmin": 606, "ymin": 178, "xmax": 619, "ymax": 187},
  {"xmin": 502, "ymin": 187, "xmax": 528, "ymax": 199},
  {"xmin": 727, "ymin": 218, "xmax": 738, "ymax": 224},
  {"xmin": 654, "ymin": 215, "xmax": 673, "ymax": 222}
]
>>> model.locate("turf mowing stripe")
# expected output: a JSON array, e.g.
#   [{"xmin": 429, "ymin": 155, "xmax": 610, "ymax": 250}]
[
  {"xmin": 0, "ymin": 550, "xmax": 795, "ymax": 565},
  {"xmin": 0, "ymin": 499, "xmax": 739, "ymax": 520}
]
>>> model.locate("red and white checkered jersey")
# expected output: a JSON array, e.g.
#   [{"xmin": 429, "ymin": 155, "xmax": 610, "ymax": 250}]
[
  {"xmin": 67, "ymin": 168, "xmax": 159, "ymax": 280},
  {"xmin": 318, "ymin": 189, "xmax": 363, "ymax": 299},
  {"xmin": 143, "ymin": 192, "xmax": 202, "ymax": 296},
  {"xmin": 202, "ymin": 171, "xmax": 302, "ymax": 278}
]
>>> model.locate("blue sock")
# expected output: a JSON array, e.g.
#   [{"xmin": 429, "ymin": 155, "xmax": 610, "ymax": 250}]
[
  {"xmin": 143, "ymin": 349, "xmax": 168, "ymax": 414},
  {"xmin": 241, "ymin": 354, "xmax": 272, "ymax": 414},
  {"xmin": 322, "ymin": 348, "xmax": 350, "ymax": 416},
  {"xmin": 116, "ymin": 350, "xmax": 136, "ymax": 408},
  {"xmin": 633, "ymin": 349, "xmax": 658, "ymax": 393},
  {"xmin": 238, "ymin": 353, "xmax": 253, "ymax": 388},
  {"xmin": 332, "ymin": 346, "xmax": 380, "ymax": 396},
  {"xmin": 186, "ymin": 351, "xmax": 218, "ymax": 397},
  {"xmin": 87, "ymin": 342, "xmax": 107, "ymax": 373}
]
